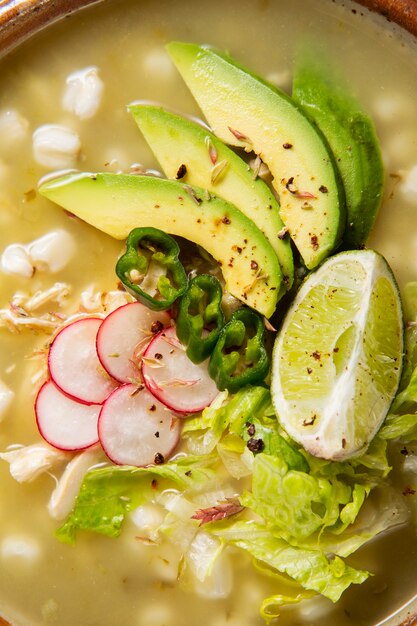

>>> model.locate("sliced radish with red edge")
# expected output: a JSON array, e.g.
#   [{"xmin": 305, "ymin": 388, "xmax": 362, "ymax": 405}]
[
  {"xmin": 98, "ymin": 384, "xmax": 180, "ymax": 466},
  {"xmin": 48, "ymin": 317, "xmax": 117, "ymax": 405},
  {"xmin": 142, "ymin": 326, "xmax": 219, "ymax": 415},
  {"xmin": 96, "ymin": 302, "xmax": 171, "ymax": 384},
  {"xmin": 36, "ymin": 380, "xmax": 100, "ymax": 451}
]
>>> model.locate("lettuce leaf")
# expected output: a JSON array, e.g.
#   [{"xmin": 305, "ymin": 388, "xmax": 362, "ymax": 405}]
[
  {"xmin": 182, "ymin": 386, "xmax": 270, "ymax": 455},
  {"xmin": 216, "ymin": 434, "xmax": 253, "ymax": 479},
  {"xmin": 56, "ymin": 455, "xmax": 218, "ymax": 544},
  {"xmin": 210, "ymin": 520, "xmax": 368, "ymax": 602},
  {"xmin": 350, "ymin": 435, "xmax": 391, "ymax": 477},
  {"xmin": 380, "ymin": 412, "xmax": 417, "ymax": 442},
  {"xmin": 306, "ymin": 487, "xmax": 408, "ymax": 557},
  {"xmin": 391, "ymin": 365, "xmax": 417, "ymax": 414},
  {"xmin": 241, "ymin": 415, "xmax": 309, "ymax": 472},
  {"xmin": 240, "ymin": 454, "xmax": 358, "ymax": 540},
  {"xmin": 379, "ymin": 365, "xmax": 417, "ymax": 443},
  {"xmin": 260, "ymin": 590, "xmax": 316, "ymax": 625}
]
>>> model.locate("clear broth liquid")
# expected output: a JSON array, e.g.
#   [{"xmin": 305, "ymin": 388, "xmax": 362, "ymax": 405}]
[{"xmin": 0, "ymin": 0, "xmax": 417, "ymax": 624}]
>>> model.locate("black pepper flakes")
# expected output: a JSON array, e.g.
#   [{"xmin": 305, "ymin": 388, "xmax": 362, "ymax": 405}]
[
  {"xmin": 251, "ymin": 260, "xmax": 259, "ymax": 270},
  {"xmin": 151, "ymin": 320, "xmax": 164, "ymax": 334},
  {"xmin": 151, "ymin": 479, "xmax": 158, "ymax": 489},
  {"xmin": 154, "ymin": 353, "xmax": 163, "ymax": 360},
  {"xmin": 222, "ymin": 216, "xmax": 231, "ymax": 225},
  {"xmin": 247, "ymin": 423, "xmax": 256, "ymax": 437},
  {"xmin": 403, "ymin": 485, "xmax": 416, "ymax": 496},
  {"xmin": 286, "ymin": 176, "xmax": 296, "ymax": 192},
  {"xmin": 283, "ymin": 142, "xmax": 293, "ymax": 149},
  {"xmin": 154, "ymin": 431, "xmax": 160, "ymax": 438},
  {"xmin": 311, "ymin": 235, "xmax": 319, "ymax": 251},
  {"xmin": 247, "ymin": 438, "xmax": 265, "ymax": 453},
  {"xmin": 149, "ymin": 404, "xmax": 156, "ymax": 412},
  {"xmin": 185, "ymin": 470, "xmax": 192, "ymax": 477},
  {"xmin": 154, "ymin": 452, "xmax": 165, "ymax": 465},
  {"xmin": 175, "ymin": 163, "xmax": 187, "ymax": 179},
  {"xmin": 303, "ymin": 415, "xmax": 316, "ymax": 426},
  {"xmin": 319, "ymin": 185, "xmax": 328, "ymax": 193}
]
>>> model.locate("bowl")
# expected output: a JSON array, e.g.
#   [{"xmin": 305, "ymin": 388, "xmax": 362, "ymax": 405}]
[{"xmin": 0, "ymin": 1, "xmax": 417, "ymax": 625}]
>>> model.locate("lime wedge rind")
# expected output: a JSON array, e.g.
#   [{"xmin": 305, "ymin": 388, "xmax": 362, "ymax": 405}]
[{"xmin": 271, "ymin": 250, "xmax": 403, "ymax": 461}]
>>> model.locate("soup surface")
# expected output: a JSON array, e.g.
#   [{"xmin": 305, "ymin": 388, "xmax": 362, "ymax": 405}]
[{"xmin": 1, "ymin": 0, "xmax": 417, "ymax": 625}]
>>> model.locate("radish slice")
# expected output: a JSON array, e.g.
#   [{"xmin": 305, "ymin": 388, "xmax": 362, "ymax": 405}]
[
  {"xmin": 36, "ymin": 381, "xmax": 100, "ymax": 451},
  {"xmin": 48, "ymin": 317, "xmax": 117, "ymax": 404},
  {"xmin": 96, "ymin": 302, "xmax": 171, "ymax": 384},
  {"xmin": 142, "ymin": 327, "xmax": 219, "ymax": 415},
  {"xmin": 98, "ymin": 384, "xmax": 180, "ymax": 466}
]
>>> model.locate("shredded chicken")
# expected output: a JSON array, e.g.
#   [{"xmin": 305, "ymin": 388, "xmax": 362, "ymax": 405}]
[
  {"xmin": 79, "ymin": 285, "xmax": 133, "ymax": 313},
  {"xmin": 14, "ymin": 282, "xmax": 70, "ymax": 312},
  {"xmin": 48, "ymin": 446, "xmax": 106, "ymax": 520},
  {"xmin": 0, "ymin": 443, "xmax": 71, "ymax": 483},
  {"xmin": 0, "ymin": 282, "xmax": 70, "ymax": 333}
]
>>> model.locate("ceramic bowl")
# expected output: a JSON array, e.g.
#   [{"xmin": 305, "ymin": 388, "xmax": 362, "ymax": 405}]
[{"xmin": 0, "ymin": 1, "xmax": 416, "ymax": 625}]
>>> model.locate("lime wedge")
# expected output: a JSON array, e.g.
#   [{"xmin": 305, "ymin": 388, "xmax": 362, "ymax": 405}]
[{"xmin": 271, "ymin": 250, "xmax": 403, "ymax": 460}]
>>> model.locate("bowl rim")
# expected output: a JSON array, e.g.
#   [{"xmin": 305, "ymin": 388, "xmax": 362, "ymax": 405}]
[
  {"xmin": 0, "ymin": 0, "xmax": 417, "ymax": 625},
  {"xmin": 356, "ymin": 0, "xmax": 417, "ymax": 37},
  {"xmin": 1, "ymin": 0, "xmax": 417, "ymax": 54}
]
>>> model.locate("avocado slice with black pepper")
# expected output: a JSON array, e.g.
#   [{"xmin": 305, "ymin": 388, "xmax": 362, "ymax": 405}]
[
  {"xmin": 167, "ymin": 42, "xmax": 345, "ymax": 270},
  {"xmin": 129, "ymin": 103, "xmax": 294, "ymax": 290},
  {"xmin": 39, "ymin": 172, "xmax": 283, "ymax": 317},
  {"xmin": 292, "ymin": 55, "xmax": 384, "ymax": 248}
]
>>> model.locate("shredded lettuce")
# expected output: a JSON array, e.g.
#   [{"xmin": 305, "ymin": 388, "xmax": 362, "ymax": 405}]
[
  {"xmin": 53, "ymin": 370, "xmax": 411, "ymax": 622},
  {"xmin": 240, "ymin": 454, "xmax": 366, "ymax": 541},
  {"xmin": 209, "ymin": 520, "xmax": 368, "ymax": 602},
  {"xmin": 302, "ymin": 487, "xmax": 408, "ymax": 558},
  {"xmin": 183, "ymin": 386, "xmax": 270, "ymax": 455},
  {"xmin": 380, "ymin": 412, "xmax": 417, "ymax": 442},
  {"xmin": 260, "ymin": 590, "xmax": 317, "ymax": 625},
  {"xmin": 216, "ymin": 434, "xmax": 253, "ymax": 479},
  {"xmin": 56, "ymin": 455, "xmax": 218, "ymax": 544},
  {"xmin": 300, "ymin": 435, "xmax": 390, "ymax": 484},
  {"xmin": 391, "ymin": 365, "xmax": 417, "ymax": 414},
  {"xmin": 350, "ymin": 436, "xmax": 391, "ymax": 477},
  {"xmin": 241, "ymin": 415, "xmax": 309, "ymax": 472},
  {"xmin": 380, "ymin": 365, "xmax": 417, "ymax": 443}
]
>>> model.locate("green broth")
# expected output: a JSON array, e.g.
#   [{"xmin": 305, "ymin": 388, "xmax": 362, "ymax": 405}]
[{"xmin": 1, "ymin": 0, "xmax": 417, "ymax": 624}]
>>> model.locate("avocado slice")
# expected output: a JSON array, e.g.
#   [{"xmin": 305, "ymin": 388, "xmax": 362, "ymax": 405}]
[
  {"xmin": 166, "ymin": 42, "xmax": 345, "ymax": 270},
  {"xmin": 292, "ymin": 56, "xmax": 384, "ymax": 248},
  {"xmin": 39, "ymin": 172, "xmax": 282, "ymax": 317},
  {"xmin": 129, "ymin": 103, "xmax": 294, "ymax": 289}
]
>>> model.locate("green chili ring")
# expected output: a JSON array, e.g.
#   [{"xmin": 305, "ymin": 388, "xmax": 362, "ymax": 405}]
[
  {"xmin": 176, "ymin": 274, "xmax": 225, "ymax": 364},
  {"xmin": 116, "ymin": 227, "xmax": 188, "ymax": 311},
  {"xmin": 209, "ymin": 306, "xmax": 269, "ymax": 392}
]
